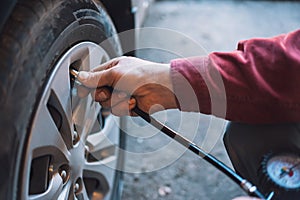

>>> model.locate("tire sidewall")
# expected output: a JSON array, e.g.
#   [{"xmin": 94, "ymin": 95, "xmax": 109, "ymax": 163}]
[{"xmin": 0, "ymin": 1, "xmax": 121, "ymax": 199}]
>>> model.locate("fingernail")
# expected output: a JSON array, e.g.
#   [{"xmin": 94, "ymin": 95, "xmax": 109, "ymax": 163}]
[
  {"xmin": 78, "ymin": 71, "xmax": 89, "ymax": 80},
  {"xmin": 98, "ymin": 91, "xmax": 108, "ymax": 100},
  {"xmin": 128, "ymin": 98, "xmax": 136, "ymax": 105},
  {"xmin": 118, "ymin": 92, "xmax": 127, "ymax": 99}
]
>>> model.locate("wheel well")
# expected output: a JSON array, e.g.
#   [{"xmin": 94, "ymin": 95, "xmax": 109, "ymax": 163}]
[
  {"xmin": 99, "ymin": 0, "xmax": 134, "ymax": 33},
  {"xmin": 95, "ymin": 0, "xmax": 136, "ymax": 55}
]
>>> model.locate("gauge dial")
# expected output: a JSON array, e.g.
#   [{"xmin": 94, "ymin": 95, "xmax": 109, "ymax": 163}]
[{"xmin": 266, "ymin": 153, "xmax": 300, "ymax": 190}]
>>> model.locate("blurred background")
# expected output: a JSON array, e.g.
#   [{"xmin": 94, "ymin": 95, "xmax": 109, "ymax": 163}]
[{"xmin": 122, "ymin": 0, "xmax": 300, "ymax": 199}]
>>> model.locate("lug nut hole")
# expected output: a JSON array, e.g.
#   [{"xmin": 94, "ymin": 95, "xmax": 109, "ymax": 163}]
[
  {"xmin": 74, "ymin": 178, "xmax": 83, "ymax": 195},
  {"xmin": 58, "ymin": 165, "xmax": 70, "ymax": 184},
  {"xmin": 73, "ymin": 125, "xmax": 80, "ymax": 145}
]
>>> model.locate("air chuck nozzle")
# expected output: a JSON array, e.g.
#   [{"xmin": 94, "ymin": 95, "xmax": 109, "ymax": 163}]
[{"xmin": 70, "ymin": 69, "xmax": 79, "ymax": 79}]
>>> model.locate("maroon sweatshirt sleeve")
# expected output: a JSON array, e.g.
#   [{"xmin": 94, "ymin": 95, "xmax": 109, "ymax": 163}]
[{"xmin": 171, "ymin": 29, "xmax": 300, "ymax": 124}]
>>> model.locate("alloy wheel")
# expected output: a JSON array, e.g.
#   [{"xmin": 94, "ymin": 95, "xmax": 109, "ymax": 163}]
[{"xmin": 23, "ymin": 42, "xmax": 121, "ymax": 200}]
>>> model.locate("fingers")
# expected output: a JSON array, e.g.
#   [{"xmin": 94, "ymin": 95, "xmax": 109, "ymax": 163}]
[
  {"xmin": 77, "ymin": 70, "xmax": 113, "ymax": 88},
  {"xmin": 98, "ymin": 90, "xmax": 127, "ymax": 108},
  {"xmin": 93, "ymin": 87, "xmax": 112, "ymax": 102},
  {"xmin": 91, "ymin": 56, "xmax": 124, "ymax": 72},
  {"xmin": 95, "ymin": 89, "xmax": 137, "ymax": 116},
  {"xmin": 76, "ymin": 84, "xmax": 136, "ymax": 116},
  {"xmin": 128, "ymin": 98, "xmax": 137, "ymax": 116},
  {"xmin": 76, "ymin": 85, "xmax": 147, "ymax": 117},
  {"xmin": 110, "ymin": 97, "xmax": 137, "ymax": 116},
  {"xmin": 77, "ymin": 56, "xmax": 125, "ymax": 88}
]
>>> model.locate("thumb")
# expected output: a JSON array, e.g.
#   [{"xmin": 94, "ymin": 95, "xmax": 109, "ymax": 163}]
[{"xmin": 77, "ymin": 70, "xmax": 113, "ymax": 88}]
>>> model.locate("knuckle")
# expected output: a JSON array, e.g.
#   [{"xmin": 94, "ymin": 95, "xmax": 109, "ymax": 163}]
[{"xmin": 100, "ymin": 100, "xmax": 111, "ymax": 109}]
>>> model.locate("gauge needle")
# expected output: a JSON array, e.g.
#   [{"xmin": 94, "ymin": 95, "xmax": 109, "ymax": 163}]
[
  {"xmin": 279, "ymin": 161, "xmax": 300, "ymax": 178},
  {"xmin": 290, "ymin": 161, "xmax": 300, "ymax": 171}
]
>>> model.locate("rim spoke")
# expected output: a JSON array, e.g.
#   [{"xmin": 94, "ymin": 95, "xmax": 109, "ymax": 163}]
[
  {"xmin": 30, "ymin": 104, "xmax": 70, "ymax": 158},
  {"xmin": 51, "ymin": 59, "xmax": 72, "ymax": 122},
  {"xmin": 57, "ymin": 182, "xmax": 74, "ymax": 200},
  {"xmin": 83, "ymin": 159, "xmax": 117, "ymax": 199},
  {"xmin": 29, "ymin": 173, "xmax": 63, "ymax": 200},
  {"xmin": 85, "ymin": 45, "xmax": 109, "ymax": 70},
  {"xmin": 84, "ymin": 156, "xmax": 117, "ymax": 180},
  {"xmin": 75, "ymin": 185, "xmax": 89, "ymax": 200},
  {"xmin": 86, "ymin": 115, "xmax": 119, "ymax": 151},
  {"xmin": 73, "ymin": 95, "xmax": 101, "ymax": 142}
]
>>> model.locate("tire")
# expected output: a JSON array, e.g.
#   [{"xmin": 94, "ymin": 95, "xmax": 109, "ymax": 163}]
[{"xmin": 0, "ymin": 0, "xmax": 125, "ymax": 199}]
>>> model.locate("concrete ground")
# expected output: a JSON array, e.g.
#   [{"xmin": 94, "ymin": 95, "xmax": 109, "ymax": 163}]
[{"xmin": 121, "ymin": 0, "xmax": 300, "ymax": 200}]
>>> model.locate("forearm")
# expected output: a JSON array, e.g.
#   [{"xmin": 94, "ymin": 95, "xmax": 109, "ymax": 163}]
[{"xmin": 171, "ymin": 29, "xmax": 300, "ymax": 124}]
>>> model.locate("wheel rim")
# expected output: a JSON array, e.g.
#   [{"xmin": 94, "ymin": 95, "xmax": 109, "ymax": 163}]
[{"xmin": 23, "ymin": 42, "xmax": 121, "ymax": 200}]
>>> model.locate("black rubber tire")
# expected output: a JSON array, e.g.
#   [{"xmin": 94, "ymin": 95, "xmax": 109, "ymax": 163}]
[{"xmin": 0, "ymin": 0, "xmax": 123, "ymax": 199}]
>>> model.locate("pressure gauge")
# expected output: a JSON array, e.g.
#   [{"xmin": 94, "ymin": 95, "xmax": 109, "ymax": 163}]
[{"xmin": 261, "ymin": 153, "xmax": 300, "ymax": 192}]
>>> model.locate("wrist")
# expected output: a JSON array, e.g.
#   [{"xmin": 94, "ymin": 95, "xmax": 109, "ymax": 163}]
[{"xmin": 157, "ymin": 63, "xmax": 178, "ymax": 109}]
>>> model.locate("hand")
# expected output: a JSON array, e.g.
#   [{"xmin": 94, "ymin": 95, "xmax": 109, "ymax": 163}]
[{"xmin": 77, "ymin": 56, "xmax": 178, "ymax": 116}]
